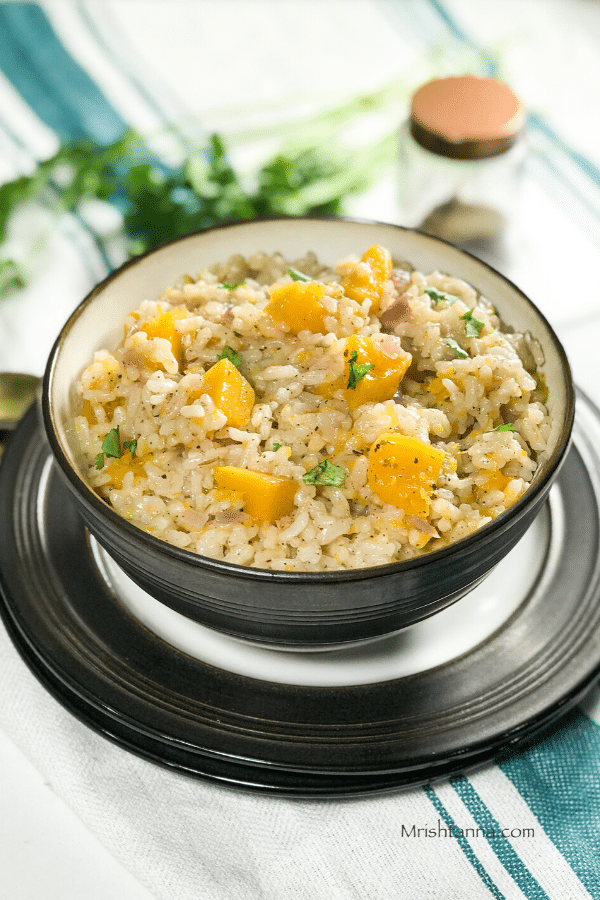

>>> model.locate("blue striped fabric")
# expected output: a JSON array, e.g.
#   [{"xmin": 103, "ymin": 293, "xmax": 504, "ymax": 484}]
[
  {"xmin": 425, "ymin": 786, "xmax": 509, "ymax": 899},
  {"xmin": 500, "ymin": 708, "xmax": 600, "ymax": 897},
  {"xmin": 1, "ymin": 2, "xmax": 600, "ymax": 898},
  {"xmin": 0, "ymin": 3, "xmax": 125, "ymax": 143}
]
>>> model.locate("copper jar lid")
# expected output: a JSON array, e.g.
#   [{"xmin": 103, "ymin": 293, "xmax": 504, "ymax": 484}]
[{"xmin": 410, "ymin": 75, "xmax": 525, "ymax": 160}]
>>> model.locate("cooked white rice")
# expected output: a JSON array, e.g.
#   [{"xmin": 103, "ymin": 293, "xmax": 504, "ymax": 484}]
[{"xmin": 74, "ymin": 245, "xmax": 550, "ymax": 571}]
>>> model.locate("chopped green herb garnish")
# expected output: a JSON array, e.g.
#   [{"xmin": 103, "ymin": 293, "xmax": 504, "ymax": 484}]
[
  {"xmin": 446, "ymin": 338, "xmax": 469, "ymax": 359},
  {"xmin": 303, "ymin": 459, "xmax": 347, "ymax": 488},
  {"xmin": 123, "ymin": 439, "xmax": 138, "ymax": 456},
  {"xmin": 347, "ymin": 350, "xmax": 374, "ymax": 389},
  {"xmin": 221, "ymin": 282, "xmax": 241, "ymax": 290},
  {"xmin": 216, "ymin": 345, "xmax": 242, "ymax": 368},
  {"xmin": 425, "ymin": 287, "xmax": 459, "ymax": 305},
  {"xmin": 288, "ymin": 267, "xmax": 311, "ymax": 282},
  {"xmin": 460, "ymin": 308, "xmax": 485, "ymax": 338},
  {"xmin": 0, "ymin": 258, "xmax": 26, "ymax": 294},
  {"xmin": 0, "ymin": 64, "xmax": 448, "ymax": 296},
  {"xmin": 95, "ymin": 427, "xmax": 138, "ymax": 470},
  {"xmin": 102, "ymin": 427, "xmax": 122, "ymax": 460},
  {"xmin": 488, "ymin": 423, "xmax": 517, "ymax": 433},
  {"xmin": 273, "ymin": 442, "xmax": 282, "ymax": 451}
]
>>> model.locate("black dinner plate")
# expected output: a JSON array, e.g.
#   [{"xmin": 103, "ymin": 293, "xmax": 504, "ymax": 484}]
[{"xmin": 1, "ymin": 392, "xmax": 599, "ymax": 798}]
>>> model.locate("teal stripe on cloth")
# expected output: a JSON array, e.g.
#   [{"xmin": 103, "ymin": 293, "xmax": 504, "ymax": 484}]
[
  {"xmin": 424, "ymin": 786, "xmax": 507, "ymax": 899},
  {"xmin": 500, "ymin": 708, "xmax": 600, "ymax": 897},
  {"xmin": 0, "ymin": 3, "xmax": 125, "ymax": 143},
  {"xmin": 450, "ymin": 777, "xmax": 550, "ymax": 900}
]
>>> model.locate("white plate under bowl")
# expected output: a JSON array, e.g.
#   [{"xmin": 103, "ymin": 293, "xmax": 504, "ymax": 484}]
[{"xmin": 92, "ymin": 503, "xmax": 550, "ymax": 687}]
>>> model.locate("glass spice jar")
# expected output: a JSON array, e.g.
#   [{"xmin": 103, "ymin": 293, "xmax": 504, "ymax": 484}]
[{"xmin": 399, "ymin": 75, "xmax": 526, "ymax": 246}]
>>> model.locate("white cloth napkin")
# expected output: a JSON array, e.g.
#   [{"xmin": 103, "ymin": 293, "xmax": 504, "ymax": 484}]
[{"xmin": 2, "ymin": 618, "xmax": 597, "ymax": 900}]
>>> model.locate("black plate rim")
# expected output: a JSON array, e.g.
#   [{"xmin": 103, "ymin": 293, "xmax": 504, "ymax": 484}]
[{"xmin": 1, "ymin": 389, "xmax": 599, "ymax": 797}]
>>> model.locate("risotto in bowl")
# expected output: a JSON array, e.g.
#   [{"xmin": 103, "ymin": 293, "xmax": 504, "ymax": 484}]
[{"xmin": 42, "ymin": 218, "xmax": 574, "ymax": 648}]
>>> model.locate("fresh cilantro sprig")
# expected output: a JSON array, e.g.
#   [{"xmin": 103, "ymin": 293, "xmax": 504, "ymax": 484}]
[
  {"xmin": 347, "ymin": 350, "xmax": 374, "ymax": 389},
  {"xmin": 446, "ymin": 338, "xmax": 469, "ymax": 359},
  {"xmin": 0, "ymin": 129, "xmax": 375, "ymax": 297},
  {"xmin": 95, "ymin": 427, "xmax": 137, "ymax": 470},
  {"xmin": 425, "ymin": 287, "xmax": 459, "ymax": 305},
  {"xmin": 288, "ymin": 267, "xmax": 311, "ymax": 282},
  {"xmin": 303, "ymin": 459, "xmax": 347, "ymax": 488},
  {"xmin": 216, "ymin": 345, "xmax": 242, "ymax": 368},
  {"xmin": 460, "ymin": 308, "xmax": 485, "ymax": 338},
  {"xmin": 487, "ymin": 423, "xmax": 516, "ymax": 433},
  {"xmin": 0, "ymin": 258, "xmax": 26, "ymax": 294}
]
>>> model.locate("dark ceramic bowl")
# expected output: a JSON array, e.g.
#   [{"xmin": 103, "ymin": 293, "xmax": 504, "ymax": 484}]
[{"xmin": 42, "ymin": 218, "xmax": 574, "ymax": 649}]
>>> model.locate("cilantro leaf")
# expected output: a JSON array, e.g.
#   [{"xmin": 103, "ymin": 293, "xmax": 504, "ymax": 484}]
[
  {"xmin": 446, "ymin": 338, "xmax": 469, "ymax": 359},
  {"xmin": 288, "ymin": 267, "xmax": 311, "ymax": 282},
  {"xmin": 0, "ymin": 258, "xmax": 26, "ymax": 296},
  {"xmin": 488, "ymin": 423, "xmax": 516, "ymax": 433},
  {"xmin": 95, "ymin": 428, "xmax": 138, "ymax": 469},
  {"xmin": 221, "ymin": 282, "xmax": 241, "ymax": 290},
  {"xmin": 0, "ymin": 81, "xmax": 417, "ymax": 293},
  {"xmin": 123, "ymin": 439, "xmax": 138, "ymax": 456},
  {"xmin": 303, "ymin": 459, "xmax": 347, "ymax": 488},
  {"xmin": 273, "ymin": 442, "xmax": 282, "ymax": 451},
  {"xmin": 102, "ymin": 427, "xmax": 122, "ymax": 460},
  {"xmin": 347, "ymin": 350, "xmax": 374, "ymax": 389},
  {"xmin": 216, "ymin": 345, "xmax": 242, "ymax": 368},
  {"xmin": 460, "ymin": 308, "xmax": 485, "ymax": 338},
  {"xmin": 425, "ymin": 287, "xmax": 459, "ymax": 305}
]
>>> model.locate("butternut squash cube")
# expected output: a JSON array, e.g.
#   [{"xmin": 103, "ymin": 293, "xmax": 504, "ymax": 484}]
[
  {"xmin": 106, "ymin": 450, "xmax": 153, "ymax": 490},
  {"xmin": 213, "ymin": 466, "xmax": 297, "ymax": 524},
  {"xmin": 341, "ymin": 244, "xmax": 392, "ymax": 312},
  {"xmin": 316, "ymin": 335, "xmax": 411, "ymax": 411},
  {"xmin": 81, "ymin": 398, "xmax": 123, "ymax": 425},
  {"xmin": 140, "ymin": 308, "xmax": 187, "ymax": 369},
  {"xmin": 265, "ymin": 281, "xmax": 329, "ymax": 334},
  {"xmin": 197, "ymin": 358, "xmax": 255, "ymax": 429},
  {"xmin": 367, "ymin": 433, "xmax": 445, "ymax": 517}
]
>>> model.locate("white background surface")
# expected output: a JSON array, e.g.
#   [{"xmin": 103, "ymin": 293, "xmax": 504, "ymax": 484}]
[{"xmin": 2, "ymin": 1, "xmax": 600, "ymax": 898}]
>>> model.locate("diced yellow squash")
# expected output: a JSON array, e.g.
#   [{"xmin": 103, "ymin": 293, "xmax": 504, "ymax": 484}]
[
  {"xmin": 427, "ymin": 374, "xmax": 451, "ymax": 402},
  {"xmin": 106, "ymin": 450, "xmax": 153, "ymax": 490},
  {"xmin": 81, "ymin": 398, "xmax": 123, "ymax": 425},
  {"xmin": 341, "ymin": 245, "xmax": 392, "ymax": 312},
  {"xmin": 317, "ymin": 335, "xmax": 411, "ymax": 411},
  {"xmin": 81, "ymin": 399, "xmax": 96, "ymax": 425},
  {"xmin": 476, "ymin": 471, "xmax": 512, "ymax": 499},
  {"xmin": 194, "ymin": 358, "xmax": 255, "ymax": 429},
  {"xmin": 213, "ymin": 488, "xmax": 245, "ymax": 506},
  {"xmin": 140, "ymin": 308, "xmax": 187, "ymax": 369},
  {"xmin": 367, "ymin": 433, "xmax": 445, "ymax": 517},
  {"xmin": 265, "ymin": 281, "xmax": 329, "ymax": 334},
  {"xmin": 213, "ymin": 466, "xmax": 297, "ymax": 524}
]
